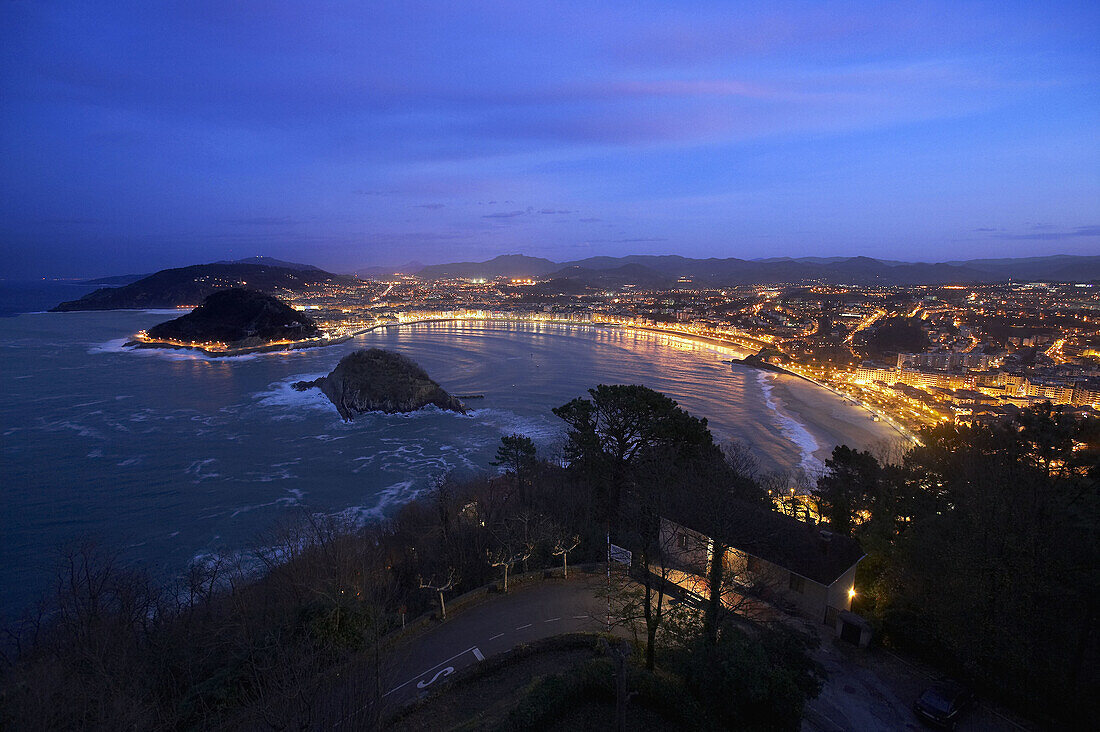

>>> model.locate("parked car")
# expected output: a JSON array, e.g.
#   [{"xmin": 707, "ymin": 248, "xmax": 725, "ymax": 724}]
[{"xmin": 914, "ymin": 681, "xmax": 973, "ymax": 728}]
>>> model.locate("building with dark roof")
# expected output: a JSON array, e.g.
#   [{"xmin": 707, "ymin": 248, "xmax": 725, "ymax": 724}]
[{"xmin": 660, "ymin": 498, "xmax": 864, "ymax": 626}]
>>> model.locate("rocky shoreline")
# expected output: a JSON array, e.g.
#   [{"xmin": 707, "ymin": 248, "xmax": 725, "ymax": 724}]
[
  {"xmin": 124, "ymin": 333, "xmax": 354, "ymax": 357},
  {"xmin": 294, "ymin": 348, "xmax": 465, "ymax": 419}
]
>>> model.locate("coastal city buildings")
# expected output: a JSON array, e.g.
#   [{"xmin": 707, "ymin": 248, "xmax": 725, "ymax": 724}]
[{"xmin": 258, "ymin": 275, "xmax": 1098, "ymax": 436}]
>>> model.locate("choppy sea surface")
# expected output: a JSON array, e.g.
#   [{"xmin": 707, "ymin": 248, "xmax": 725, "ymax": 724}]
[{"xmin": 0, "ymin": 287, "xmax": 893, "ymax": 619}]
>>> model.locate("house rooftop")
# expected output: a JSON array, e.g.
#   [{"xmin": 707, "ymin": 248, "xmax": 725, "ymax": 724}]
[{"xmin": 665, "ymin": 498, "xmax": 864, "ymax": 586}]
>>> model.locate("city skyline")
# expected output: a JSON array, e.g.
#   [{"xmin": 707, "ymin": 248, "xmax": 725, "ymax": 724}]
[{"xmin": 2, "ymin": 1, "xmax": 1098, "ymax": 278}]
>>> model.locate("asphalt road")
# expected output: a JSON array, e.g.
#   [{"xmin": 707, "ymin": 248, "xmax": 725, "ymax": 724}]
[{"xmin": 378, "ymin": 573, "xmax": 609, "ymax": 709}]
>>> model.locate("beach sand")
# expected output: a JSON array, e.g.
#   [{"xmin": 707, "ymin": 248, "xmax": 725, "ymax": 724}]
[{"xmin": 763, "ymin": 372, "xmax": 911, "ymax": 471}]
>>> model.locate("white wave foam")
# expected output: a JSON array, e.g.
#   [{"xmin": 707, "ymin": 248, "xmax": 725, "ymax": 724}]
[
  {"xmin": 335, "ymin": 480, "xmax": 420, "ymax": 523},
  {"xmin": 469, "ymin": 408, "xmax": 563, "ymax": 444},
  {"xmin": 757, "ymin": 372, "xmax": 823, "ymax": 478},
  {"xmin": 39, "ymin": 418, "xmax": 104, "ymax": 440},
  {"xmin": 228, "ymin": 486, "xmax": 306, "ymax": 518},
  {"xmin": 88, "ymin": 337, "xmax": 133, "ymax": 354},
  {"xmin": 185, "ymin": 458, "xmax": 221, "ymax": 482},
  {"xmin": 253, "ymin": 374, "xmax": 337, "ymax": 417}
]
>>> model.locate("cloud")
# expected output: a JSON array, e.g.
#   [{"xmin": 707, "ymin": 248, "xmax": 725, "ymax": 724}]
[
  {"xmin": 586, "ymin": 237, "xmax": 669, "ymax": 243},
  {"xmin": 579, "ymin": 217, "xmax": 602, "ymax": 223},
  {"xmin": 994, "ymin": 225, "xmax": 1100, "ymax": 241},
  {"xmin": 415, "ymin": 203, "xmax": 446, "ymax": 209},
  {"xmin": 972, "ymin": 227, "xmax": 998, "ymax": 232},
  {"xmin": 225, "ymin": 216, "xmax": 305, "ymax": 226},
  {"xmin": 539, "ymin": 209, "xmax": 574, "ymax": 214},
  {"xmin": 482, "ymin": 207, "xmax": 534, "ymax": 219}
]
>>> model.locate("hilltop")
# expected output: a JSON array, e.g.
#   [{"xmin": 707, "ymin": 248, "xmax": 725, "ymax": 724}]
[
  {"xmin": 52, "ymin": 262, "xmax": 357, "ymax": 311},
  {"xmin": 294, "ymin": 349, "xmax": 465, "ymax": 419},
  {"xmin": 363, "ymin": 253, "xmax": 1100, "ymax": 287},
  {"xmin": 142, "ymin": 289, "xmax": 321, "ymax": 347}
]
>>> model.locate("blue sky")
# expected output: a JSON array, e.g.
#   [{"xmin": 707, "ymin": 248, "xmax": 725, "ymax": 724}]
[{"xmin": 1, "ymin": 1, "xmax": 1097, "ymax": 277}]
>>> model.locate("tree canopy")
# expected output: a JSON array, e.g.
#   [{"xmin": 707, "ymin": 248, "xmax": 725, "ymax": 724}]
[
  {"xmin": 819, "ymin": 404, "xmax": 1099, "ymax": 727},
  {"xmin": 553, "ymin": 384, "xmax": 726, "ymax": 521}
]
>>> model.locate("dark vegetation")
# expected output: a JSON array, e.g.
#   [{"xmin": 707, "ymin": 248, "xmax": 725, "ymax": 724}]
[
  {"xmin": 3, "ymin": 384, "xmax": 1089, "ymax": 729},
  {"xmin": 50, "ymin": 262, "xmax": 356, "ymax": 311},
  {"xmin": 0, "ymin": 384, "xmax": 821, "ymax": 730},
  {"xmin": 144, "ymin": 288, "xmax": 321, "ymax": 346},
  {"xmin": 293, "ymin": 348, "xmax": 465, "ymax": 419},
  {"xmin": 862, "ymin": 316, "xmax": 930, "ymax": 355},
  {"xmin": 812, "ymin": 403, "xmax": 1099, "ymax": 728}
]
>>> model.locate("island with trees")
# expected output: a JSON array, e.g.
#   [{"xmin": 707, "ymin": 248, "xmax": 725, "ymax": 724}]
[
  {"xmin": 124, "ymin": 288, "xmax": 355, "ymax": 356},
  {"xmin": 293, "ymin": 348, "xmax": 466, "ymax": 419}
]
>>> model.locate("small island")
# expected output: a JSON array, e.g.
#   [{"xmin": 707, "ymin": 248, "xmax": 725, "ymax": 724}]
[
  {"xmin": 294, "ymin": 349, "xmax": 465, "ymax": 419},
  {"xmin": 131, "ymin": 288, "xmax": 333, "ymax": 355}
]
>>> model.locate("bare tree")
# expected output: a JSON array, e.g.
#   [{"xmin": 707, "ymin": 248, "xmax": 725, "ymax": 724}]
[
  {"xmin": 550, "ymin": 531, "xmax": 581, "ymax": 578},
  {"xmin": 418, "ymin": 570, "xmax": 457, "ymax": 620},
  {"xmin": 487, "ymin": 538, "xmax": 532, "ymax": 593}
]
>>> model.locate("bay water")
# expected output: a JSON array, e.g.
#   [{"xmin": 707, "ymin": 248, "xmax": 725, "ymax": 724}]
[{"xmin": 1, "ymin": 290, "xmax": 894, "ymax": 619}]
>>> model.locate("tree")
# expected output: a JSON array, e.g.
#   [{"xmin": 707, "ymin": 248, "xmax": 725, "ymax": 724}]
[
  {"xmin": 696, "ymin": 441, "xmax": 771, "ymax": 645},
  {"xmin": 555, "ymin": 385, "xmax": 732, "ymax": 670},
  {"xmin": 491, "ymin": 433, "xmax": 539, "ymax": 498},
  {"xmin": 418, "ymin": 570, "xmax": 457, "ymax": 620},
  {"xmin": 857, "ymin": 406, "xmax": 1099, "ymax": 727},
  {"xmin": 673, "ymin": 624, "xmax": 824, "ymax": 732},
  {"xmin": 550, "ymin": 529, "xmax": 580, "ymax": 578},
  {"xmin": 553, "ymin": 384, "xmax": 725, "ymax": 523},
  {"xmin": 812, "ymin": 445, "xmax": 881, "ymax": 535},
  {"xmin": 487, "ymin": 538, "xmax": 531, "ymax": 593}
]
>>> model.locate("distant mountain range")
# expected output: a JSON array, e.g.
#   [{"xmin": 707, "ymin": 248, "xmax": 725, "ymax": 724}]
[
  {"xmin": 53, "ymin": 263, "xmax": 357, "ymax": 311},
  {"xmin": 60, "ymin": 253, "xmax": 1100, "ymax": 311},
  {"xmin": 83, "ymin": 257, "xmax": 323, "ymax": 287},
  {"xmin": 367, "ymin": 254, "xmax": 1100, "ymax": 286},
  {"xmin": 354, "ymin": 261, "xmax": 425, "ymax": 278}
]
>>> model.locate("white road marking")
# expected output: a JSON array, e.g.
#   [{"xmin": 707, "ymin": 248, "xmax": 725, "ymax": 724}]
[
  {"xmin": 516, "ymin": 623, "xmax": 532, "ymax": 630},
  {"xmin": 472, "ymin": 647, "xmax": 485, "ymax": 661},
  {"xmin": 544, "ymin": 617, "xmax": 560, "ymax": 622},
  {"xmin": 489, "ymin": 633, "xmax": 504, "ymax": 641},
  {"xmin": 572, "ymin": 614, "xmax": 588, "ymax": 619},
  {"xmin": 416, "ymin": 666, "xmax": 454, "ymax": 689},
  {"xmin": 382, "ymin": 646, "xmax": 482, "ymax": 697}
]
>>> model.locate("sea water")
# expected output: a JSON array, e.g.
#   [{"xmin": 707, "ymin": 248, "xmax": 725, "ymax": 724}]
[{"xmin": 1, "ymin": 301, "xmax": 893, "ymax": 619}]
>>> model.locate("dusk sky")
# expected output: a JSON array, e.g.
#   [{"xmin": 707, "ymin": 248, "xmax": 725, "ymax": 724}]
[{"xmin": 1, "ymin": 1, "xmax": 1097, "ymax": 278}]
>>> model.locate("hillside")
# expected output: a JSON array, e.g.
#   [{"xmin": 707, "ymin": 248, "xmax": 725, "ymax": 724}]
[
  {"xmin": 293, "ymin": 349, "xmax": 465, "ymax": 419},
  {"xmin": 144, "ymin": 289, "xmax": 321, "ymax": 346},
  {"xmin": 391, "ymin": 254, "xmax": 1100, "ymax": 286},
  {"xmin": 414, "ymin": 254, "xmax": 560, "ymax": 280},
  {"xmin": 51, "ymin": 263, "xmax": 357, "ymax": 311},
  {"xmin": 213, "ymin": 256, "xmax": 323, "ymax": 272}
]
